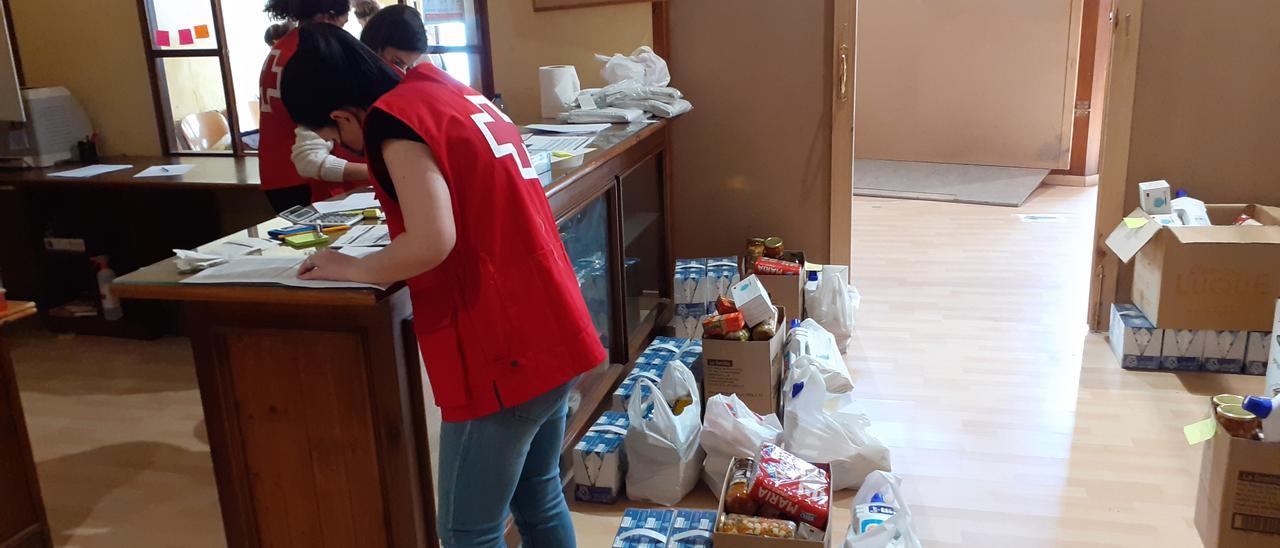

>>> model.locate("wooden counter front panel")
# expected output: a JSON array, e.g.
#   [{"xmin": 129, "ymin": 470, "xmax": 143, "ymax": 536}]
[
  {"xmin": 0, "ymin": 329, "xmax": 53, "ymax": 548},
  {"xmin": 187, "ymin": 290, "xmax": 435, "ymax": 548}
]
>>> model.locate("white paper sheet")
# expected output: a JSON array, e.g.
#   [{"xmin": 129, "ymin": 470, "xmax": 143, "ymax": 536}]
[
  {"xmin": 134, "ymin": 164, "xmax": 196, "ymax": 177},
  {"xmin": 525, "ymin": 123, "xmax": 610, "ymax": 134},
  {"xmin": 337, "ymin": 246, "xmax": 383, "ymax": 258},
  {"xmin": 48, "ymin": 164, "xmax": 133, "ymax": 178},
  {"xmin": 523, "ymin": 135, "xmax": 594, "ymax": 155},
  {"xmin": 313, "ymin": 192, "xmax": 381, "ymax": 214},
  {"xmin": 332, "ymin": 224, "xmax": 391, "ymax": 247},
  {"xmin": 197, "ymin": 237, "xmax": 279, "ymax": 258},
  {"xmin": 181, "ymin": 256, "xmax": 384, "ymax": 289}
]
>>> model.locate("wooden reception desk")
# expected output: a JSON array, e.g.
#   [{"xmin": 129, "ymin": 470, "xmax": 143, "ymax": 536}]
[{"xmin": 111, "ymin": 121, "xmax": 672, "ymax": 547}]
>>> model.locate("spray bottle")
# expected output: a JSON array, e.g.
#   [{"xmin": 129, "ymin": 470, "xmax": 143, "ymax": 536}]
[{"xmin": 1242, "ymin": 394, "xmax": 1280, "ymax": 442}]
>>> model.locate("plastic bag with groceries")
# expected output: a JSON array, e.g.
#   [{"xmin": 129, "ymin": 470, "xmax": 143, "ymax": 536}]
[
  {"xmin": 844, "ymin": 471, "xmax": 923, "ymax": 548},
  {"xmin": 787, "ymin": 318, "xmax": 854, "ymax": 393},
  {"xmin": 700, "ymin": 393, "xmax": 783, "ymax": 494},
  {"xmin": 805, "ymin": 265, "xmax": 861, "ymax": 355},
  {"xmin": 625, "ymin": 361, "xmax": 704, "ymax": 506},
  {"xmin": 782, "ymin": 357, "xmax": 891, "ymax": 491}
]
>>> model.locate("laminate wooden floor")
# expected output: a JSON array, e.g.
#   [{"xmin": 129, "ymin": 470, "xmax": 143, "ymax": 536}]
[{"xmin": 11, "ymin": 184, "xmax": 1256, "ymax": 547}]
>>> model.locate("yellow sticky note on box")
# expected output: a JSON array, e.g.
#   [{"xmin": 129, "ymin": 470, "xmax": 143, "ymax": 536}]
[
  {"xmin": 1184, "ymin": 418, "xmax": 1217, "ymax": 445},
  {"xmin": 1124, "ymin": 217, "xmax": 1150, "ymax": 229}
]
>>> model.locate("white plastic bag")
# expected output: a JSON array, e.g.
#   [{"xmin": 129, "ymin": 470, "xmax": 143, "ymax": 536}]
[
  {"xmin": 625, "ymin": 362, "xmax": 704, "ymax": 506},
  {"xmin": 806, "ymin": 265, "xmax": 861, "ymax": 355},
  {"xmin": 844, "ymin": 472, "xmax": 923, "ymax": 548},
  {"xmin": 595, "ymin": 46, "xmax": 671, "ymax": 87},
  {"xmin": 782, "ymin": 359, "xmax": 890, "ymax": 491},
  {"xmin": 787, "ymin": 318, "xmax": 854, "ymax": 393},
  {"xmin": 699, "ymin": 393, "xmax": 783, "ymax": 494}
]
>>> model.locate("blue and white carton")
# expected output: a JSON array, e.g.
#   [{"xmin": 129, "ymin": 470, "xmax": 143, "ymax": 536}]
[
  {"xmin": 613, "ymin": 359, "xmax": 668, "ymax": 411},
  {"xmin": 704, "ymin": 257, "xmax": 741, "ymax": 302},
  {"xmin": 1110, "ymin": 304, "xmax": 1163, "ymax": 371},
  {"xmin": 671, "ymin": 303, "xmax": 710, "ymax": 340},
  {"xmin": 667, "ymin": 509, "xmax": 716, "ymax": 547},
  {"xmin": 573, "ymin": 411, "xmax": 630, "ymax": 504},
  {"xmin": 1203, "ymin": 330, "xmax": 1247, "ymax": 374},
  {"xmin": 1246, "ymin": 331, "xmax": 1271, "ymax": 376},
  {"xmin": 612, "ymin": 508, "xmax": 676, "ymax": 548},
  {"xmin": 1161, "ymin": 328, "xmax": 1206, "ymax": 372},
  {"xmin": 674, "ymin": 259, "xmax": 709, "ymax": 305}
]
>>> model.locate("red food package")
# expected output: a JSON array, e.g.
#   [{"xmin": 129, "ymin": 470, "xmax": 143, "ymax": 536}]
[
  {"xmin": 754, "ymin": 257, "xmax": 802, "ymax": 275},
  {"xmin": 715, "ymin": 295, "xmax": 739, "ymax": 315},
  {"xmin": 749, "ymin": 443, "xmax": 830, "ymax": 531},
  {"xmin": 703, "ymin": 312, "xmax": 746, "ymax": 337}
]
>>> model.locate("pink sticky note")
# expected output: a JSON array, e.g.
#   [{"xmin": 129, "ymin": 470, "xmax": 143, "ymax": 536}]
[
  {"xmin": 155, "ymin": 30, "xmax": 171, "ymax": 47},
  {"xmin": 178, "ymin": 28, "xmax": 194, "ymax": 45}
]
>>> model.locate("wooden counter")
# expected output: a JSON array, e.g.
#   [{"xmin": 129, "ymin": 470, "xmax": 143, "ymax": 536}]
[
  {"xmin": 0, "ymin": 301, "xmax": 51, "ymax": 548},
  {"xmin": 0, "ymin": 156, "xmax": 260, "ymax": 190},
  {"xmin": 111, "ymin": 121, "xmax": 671, "ymax": 548}
]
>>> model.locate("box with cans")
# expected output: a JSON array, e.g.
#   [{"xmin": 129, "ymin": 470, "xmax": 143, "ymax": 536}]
[
  {"xmin": 1109, "ymin": 302, "xmax": 1271, "ymax": 377},
  {"xmin": 744, "ymin": 237, "xmax": 807, "ymax": 321},
  {"xmin": 573, "ymin": 410, "xmax": 630, "ymax": 504},
  {"xmin": 611, "ymin": 508, "xmax": 717, "ymax": 548}
]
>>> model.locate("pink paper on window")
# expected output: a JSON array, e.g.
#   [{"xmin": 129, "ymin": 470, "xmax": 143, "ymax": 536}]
[
  {"xmin": 155, "ymin": 30, "xmax": 171, "ymax": 47},
  {"xmin": 178, "ymin": 28, "xmax": 194, "ymax": 45}
]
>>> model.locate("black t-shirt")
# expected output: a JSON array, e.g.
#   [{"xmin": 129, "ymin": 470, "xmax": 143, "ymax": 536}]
[{"xmin": 363, "ymin": 107, "xmax": 425, "ymax": 203}]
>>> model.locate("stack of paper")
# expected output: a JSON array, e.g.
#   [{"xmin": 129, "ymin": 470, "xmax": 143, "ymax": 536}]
[
  {"xmin": 332, "ymin": 224, "xmax": 391, "ymax": 247},
  {"xmin": 181, "ymin": 256, "xmax": 384, "ymax": 289},
  {"xmin": 49, "ymin": 164, "xmax": 132, "ymax": 178},
  {"xmin": 523, "ymin": 135, "xmax": 595, "ymax": 156},
  {"xmin": 313, "ymin": 192, "xmax": 381, "ymax": 214}
]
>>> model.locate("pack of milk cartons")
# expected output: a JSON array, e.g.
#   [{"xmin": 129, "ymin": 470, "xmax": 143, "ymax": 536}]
[
  {"xmin": 704, "ymin": 257, "xmax": 741, "ymax": 302},
  {"xmin": 611, "ymin": 508, "xmax": 716, "ymax": 548},
  {"xmin": 1110, "ymin": 304, "xmax": 1163, "ymax": 371},
  {"xmin": 1202, "ymin": 329, "xmax": 1248, "ymax": 374},
  {"xmin": 573, "ymin": 410, "xmax": 630, "ymax": 504},
  {"xmin": 671, "ymin": 258, "xmax": 741, "ymax": 339},
  {"xmin": 613, "ymin": 338, "xmax": 703, "ymax": 411},
  {"xmin": 1161, "ymin": 328, "xmax": 1206, "ymax": 372}
]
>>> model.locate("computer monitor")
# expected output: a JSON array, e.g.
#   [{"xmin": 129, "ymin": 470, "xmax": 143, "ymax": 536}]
[{"xmin": 0, "ymin": 87, "xmax": 93, "ymax": 167}]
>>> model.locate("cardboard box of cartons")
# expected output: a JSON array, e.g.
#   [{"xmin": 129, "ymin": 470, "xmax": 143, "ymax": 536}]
[
  {"xmin": 1246, "ymin": 331, "xmax": 1272, "ymax": 377},
  {"xmin": 1195, "ymin": 428, "xmax": 1280, "ymax": 547},
  {"xmin": 703, "ymin": 308, "xmax": 787, "ymax": 416},
  {"xmin": 573, "ymin": 411, "xmax": 629, "ymax": 504},
  {"xmin": 1109, "ymin": 304, "xmax": 1163, "ymax": 371},
  {"xmin": 1104, "ymin": 204, "xmax": 1280, "ymax": 331},
  {"xmin": 1204, "ymin": 330, "xmax": 1248, "ymax": 374},
  {"xmin": 712, "ymin": 457, "xmax": 833, "ymax": 547},
  {"xmin": 1162, "ymin": 328, "xmax": 1206, "ymax": 372}
]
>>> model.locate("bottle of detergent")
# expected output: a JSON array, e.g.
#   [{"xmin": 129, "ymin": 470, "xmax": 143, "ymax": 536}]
[
  {"xmin": 1242, "ymin": 394, "xmax": 1280, "ymax": 442},
  {"xmin": 1171, "ymin": 189, "xmax": 1211, "ymax": 226}
]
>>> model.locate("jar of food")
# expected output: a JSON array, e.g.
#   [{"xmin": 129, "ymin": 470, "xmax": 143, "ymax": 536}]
[
  {"xmin": 763, "ymin": 237, "xmax": 785, "ymax": 259},
  {"xmin": 723, "ymin": 458, "xmax": 758, "ymax": 515},
  {"xmin": 745, "ymin": 238, "xmax": 766, "ymax": 275},
  {"xmin": 1216, "ymin": 403, "xmax": 1262, "ymax": 440},
  {"xmin": 1212, "ymin": 394, "xmax": 1244, "ymax": 415}
]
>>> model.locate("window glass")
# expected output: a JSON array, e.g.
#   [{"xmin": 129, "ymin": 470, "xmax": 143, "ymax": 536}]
[
  {"xmin": 160, "ymin": 57, "xmax": 231, "ymax": 152},
  {"xmin": 222, "ymin": 1, "xmax": 275, "ymax": 134},
  {"xmin": 148, "ymin": 0, "xmax": 218, "ymax": 50}
]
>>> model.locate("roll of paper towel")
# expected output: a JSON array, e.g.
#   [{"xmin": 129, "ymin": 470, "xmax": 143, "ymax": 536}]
[{"xmin": 540, "ymin": 65, "xmax": 580, "ymax": 119}]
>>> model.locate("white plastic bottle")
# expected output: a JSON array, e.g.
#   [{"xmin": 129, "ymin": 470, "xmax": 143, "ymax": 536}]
[
  {"xmin": 94, "ymin": 257, "xmax": 123, "ymax": 321},
  {"xmin": 1171, "ymin": 190, "xmax": 1211, "ymax": 226},
  {"xmin": 1243, "ymin": 394, "xmax": 1280, "ymax": 442}
]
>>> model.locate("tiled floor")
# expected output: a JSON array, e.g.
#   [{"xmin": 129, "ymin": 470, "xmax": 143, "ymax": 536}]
[{"xmin": 11, "ymin": 184, "xmax": 1261, "ymax": 547}]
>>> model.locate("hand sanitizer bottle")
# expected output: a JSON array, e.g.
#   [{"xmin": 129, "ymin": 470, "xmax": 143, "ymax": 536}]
[{"xmin": 1242, "ymin": 394, "xmax": 1280, "ymax": 442}]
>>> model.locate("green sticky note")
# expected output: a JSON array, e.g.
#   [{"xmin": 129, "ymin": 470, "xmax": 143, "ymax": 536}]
[
  {"xmin": 1124, "ymin": 217, "xmax": 1150, "ymax": 229},
  {"xmin": 1184, "ymin": 418, "xmax": 1217, "ymax": 445}
]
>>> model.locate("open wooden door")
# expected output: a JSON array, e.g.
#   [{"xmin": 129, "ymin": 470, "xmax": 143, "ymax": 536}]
[{"xmin": 830, "ymin": 0, "xmax": 855, "ymax": 267}]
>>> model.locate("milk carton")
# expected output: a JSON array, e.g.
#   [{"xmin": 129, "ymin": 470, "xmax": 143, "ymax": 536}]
[
  {"xmin": 573, "ymin": 411, "xmax": 629, "ymax": 504},
  {"xmin": 674, "ymin": 259, "xmax": 708, "ymax": 305},
  {"xmin": 670, "ymin": 302, "xmax": 710, "ymax": 340},
  {"xmin": 1203, "ymin": 330, "xmax": 1247, "ymax": 374},
  {"xmin": 612, "ymin": 508, "xmax": 675, "ymax": 548},
  {"xmin": 1110, "ymin": 304, "xmax": 1163, "ymax": 371},
  {"xmin": 704, "ymin": 257, "xmax": 741, "ymax": 302},
  {"xmin": 668, "ymin": 509, "xmax": 716, "ymax": 547},
  {"xmin": 1246, "ymin": 331, "xmax": 1272, "ymax": 377},
  {"xmin": 1161, "ymin": 328, "xmax": 1206, "ymax": 372},
  {"xmin": 612, "ymin": 359, "xmax": 668, "ymax": 411}
]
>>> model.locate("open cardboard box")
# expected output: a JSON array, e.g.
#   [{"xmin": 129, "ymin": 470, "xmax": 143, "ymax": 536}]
[
  {"xmin": 702, "ymin": 307, "xmax": 787, "ymax": 416},
  {"xmin": 1105, "ymin": 204, "xmax": 1280, "ymax": 331},
  {"xmin": 756, "ymin": 252, "xmax": 806, "ymax": 321},
  {"xmin": 713, "ymin": 456, "xmax": 834, "ymax": 547},
  {"xmin": 1195, "ymin": 427, "xmax": 1280, "ymax": 547}
]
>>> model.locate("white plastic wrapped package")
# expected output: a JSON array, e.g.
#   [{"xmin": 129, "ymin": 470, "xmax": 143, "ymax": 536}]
[
  {"xmin": 782, "ymin": 358, "xmax": 890, "ymax": 491},
  {"xmin": 625, "ymin": 362, "xmax": 704, "ymax": 506},
  {"xmin": 844, "ymin": 472, "xmax": 923, "ymax": 548},
  {"xmin": 558, "ymin": 106, "xmax": 646, "ymax": 124},
  {"xmin": 787, "ymin": 319, "xmax": 853, "ymax": 394},
  {"xmin": 699, "ymin": 393, "xmax": 782, "ymax": 494},
  {"xmin": 806, "ymin": 265, "xmax": 861, "ymax": 355},
  {"xmin": 596, "ymin": 46, "xmax": 671, "ymax": 87}
]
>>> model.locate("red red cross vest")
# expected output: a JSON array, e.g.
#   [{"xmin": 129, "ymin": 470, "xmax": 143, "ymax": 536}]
[
  {"xmin": 259, "ymin": 28, "xmax": 364, "ymax": 200},
  {"xmin": 368, "ymin": 64, "xmax": 606, "ymax": 422}
]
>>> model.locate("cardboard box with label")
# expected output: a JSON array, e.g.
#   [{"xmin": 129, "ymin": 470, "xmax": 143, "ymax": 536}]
[
  {"xmin": 1104, "ymin": 204, "xmax": 1280, "ymax": 331},
  {"xmin": 1246, "ymin": 331, "xmax": 1272, "ymax": 377},
  {"xmin": 1204, "ymin": 330, "xmax": 1249, "ymax": 374},
  {"xmin": 1109, "ymin": 304, "xmax": 1163, "ymax": 371},
  {"xmin": 573, "ymin": 410, "xmax": 629, "ymax": 504},
  {"xmin": 756, "ymin": 252, "xmax": 805, "ymax": 321},
  {"xmin": 703, "ymin": 308, "xmax": 787, "ymax": 416},
  {"xmin": 712, "ymin": 457, "xmax": 833, "ymax": 547},
  {"xmin": 1196, "ymin": 428, "xmax": 1280, "ymax": 547},
  {"xmin": 1162, "ymin": 328, "xmax": 1206, "ymax": 372}
]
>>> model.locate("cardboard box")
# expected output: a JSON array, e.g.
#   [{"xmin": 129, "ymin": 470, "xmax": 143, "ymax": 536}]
[
  {"xmin": 1109, "ymin": 304, "xmax": 1164, "ymax": 371},
  {"xmin": 1195, "ymin": 428, "xmax": 1280, "ymax": 547},
  {"xmin": 1246, "ymin": 332, "xmax": 1271, "ymax": 377},
  {"xmin": 1161, "ymin": 328, "xmax": 1206, "ymax": 372},
  {"xmin": 1139, "ymin": 180, "xmax": 1172, "ymax": 214},
  {"xmin": 573, "ymin": 411, "xmax": 629, "ymax": 504},
  {"xmin": 713, "ymin": 457, "xmax": 833, "ymax": 547},
  {"xmin": 1204, "ymin": 330, "xmax": 1248, "ymax": 374},
  {"xmin": 703, "ymin": 308, "xmax": 787, "ymax": 415},
  {"xmin": 758, "ymin": 274, "xmax": 802, "ymax": 326},
  {"xmin": 1104, "ymin": 204, "xmax": 1280, "ymax": 331}
]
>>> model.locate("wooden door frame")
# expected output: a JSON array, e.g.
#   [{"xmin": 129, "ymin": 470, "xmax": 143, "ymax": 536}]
[
  {"xmin": 1047, "ymin": 0, "xmax": 1114, "ymax": 185},
  {"xmin": 830, "ymin": 0, "xmax": 855, "ymax": 267},
  {"xmin": 1087, "ymin": 0, "xmax": 1143, "ymax": 330}
]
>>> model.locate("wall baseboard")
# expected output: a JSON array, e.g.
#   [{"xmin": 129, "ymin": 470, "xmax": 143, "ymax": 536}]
[{"xmin": 1044, "ymin": 173, "xmax": 1099, "ymax": 187}]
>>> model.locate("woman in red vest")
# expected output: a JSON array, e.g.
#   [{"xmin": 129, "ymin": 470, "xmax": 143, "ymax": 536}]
[
  {"xmin": 281, "ymin": 24, "xmax": 605, "ymax": 547},
  {"xmin": 259, "ymin": 0, "xmax": 367, "ymax": 212}
]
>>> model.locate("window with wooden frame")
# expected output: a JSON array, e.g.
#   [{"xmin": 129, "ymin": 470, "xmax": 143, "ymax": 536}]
[{"xmin": 136, "ymin": 0, "xmax": 493, "ymax": 156}]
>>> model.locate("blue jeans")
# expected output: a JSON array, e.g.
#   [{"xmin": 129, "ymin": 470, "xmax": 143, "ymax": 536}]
[{"xmin": 437, "ymin": 381, "xmax": 576, "ymax": 548}]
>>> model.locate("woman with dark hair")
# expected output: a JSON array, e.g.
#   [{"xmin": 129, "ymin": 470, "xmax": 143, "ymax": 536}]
[
  {"xmin": 360, "ymin": 4, "xmax": 430, "ymax": 73},
  {"xmin": 263, "ymin": 22, "xmax": 293, "ymax": 46},
  {"xmin": 281, "ymin": 23, "xmax": 602, "ymax": 548},
  {"xmin": 257, "ymin": 0, "xmax": 366, "ymax": 212},
  {"xmin": 354, "ymin": 0, "xmax": 382, "ymax": 27}
]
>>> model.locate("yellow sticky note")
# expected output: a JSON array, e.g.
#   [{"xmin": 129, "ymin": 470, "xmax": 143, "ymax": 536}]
[
  {"xmin": 1184, "ymin": 418, "xmax": 1217, "ymax": 445},
  {"xmin": 1124, "ymin": 217, "xmax": 1150, "ymax": 229}
]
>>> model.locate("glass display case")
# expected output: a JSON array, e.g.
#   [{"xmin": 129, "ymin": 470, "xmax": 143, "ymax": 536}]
[
  {"xmin": 558, "ymin": 194, "xmax": 613, "ymax": 354},
  {"xmin": 619, "ymin": 155, "xmax": 668, "ymax": 352}
]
